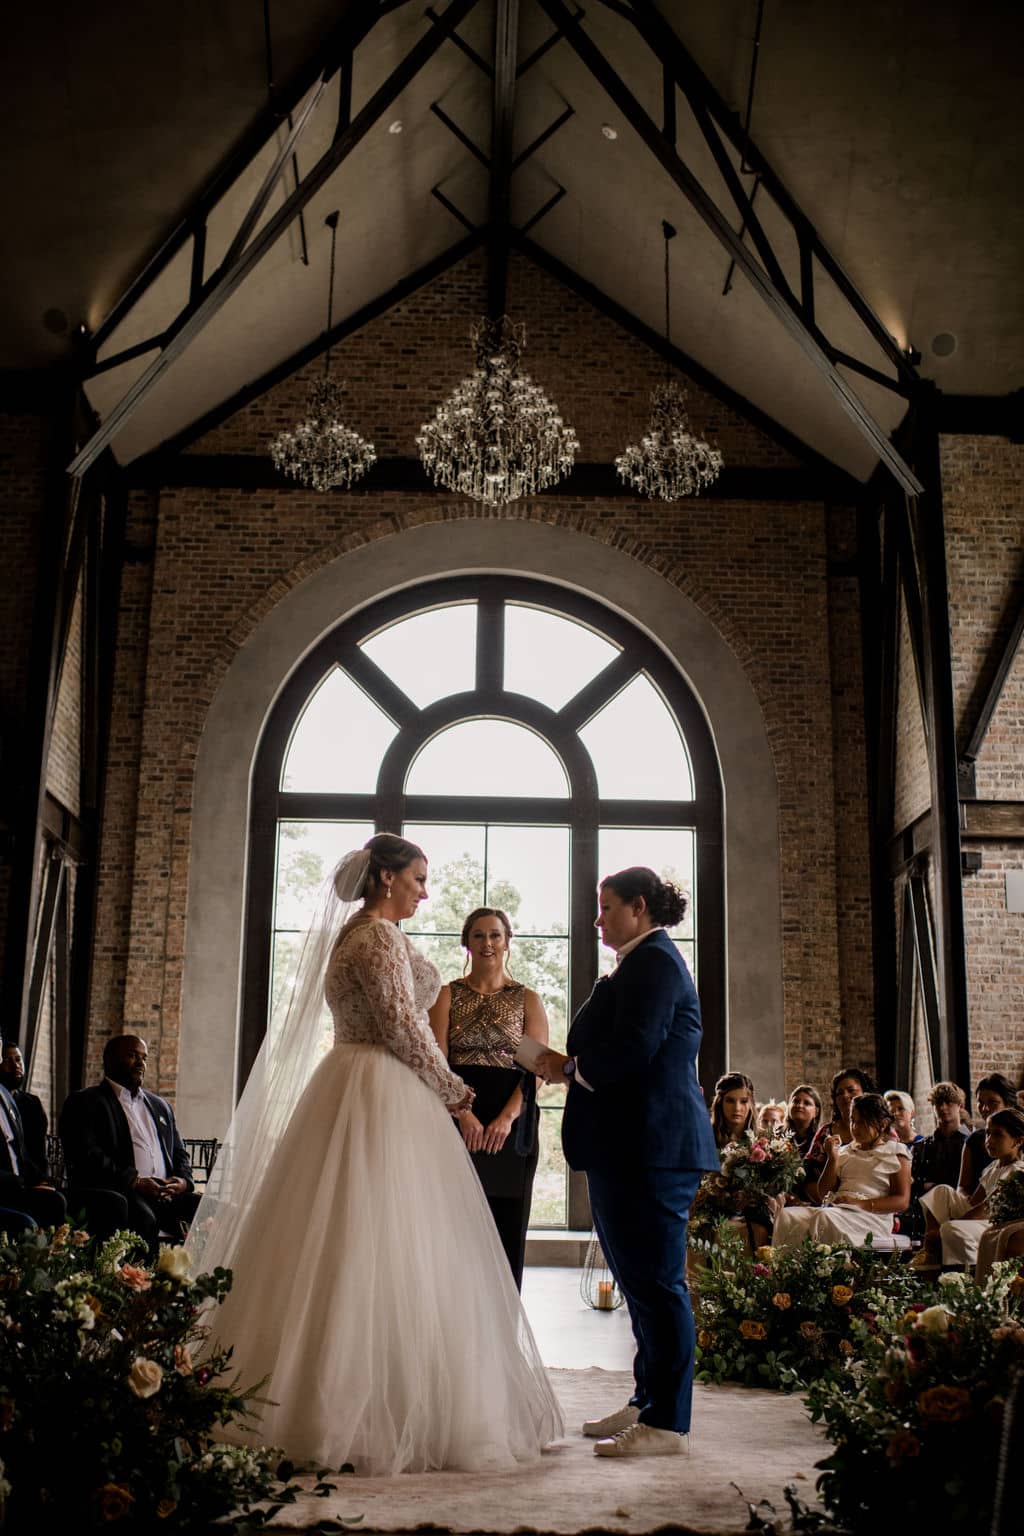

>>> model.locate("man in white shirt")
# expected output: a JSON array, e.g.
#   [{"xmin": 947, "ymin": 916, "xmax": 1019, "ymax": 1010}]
[{"xmin": 59, "ymin": 1035, "xmax": 199, "ymax": 1256}]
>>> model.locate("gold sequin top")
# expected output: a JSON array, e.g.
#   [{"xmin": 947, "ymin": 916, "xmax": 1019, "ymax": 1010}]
[{"xmin": 447, "ymin": 978, "xmax": 527, "ymax": 1067}]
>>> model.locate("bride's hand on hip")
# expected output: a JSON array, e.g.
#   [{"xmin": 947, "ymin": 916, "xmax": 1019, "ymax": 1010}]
[
  {"xmin": 481, "ymin": 1112, "xmax": 515, "ymax": 1155},
  {"xmin": 456, "ymin": 1109, "xmax": 485, "ymax": 1152}
]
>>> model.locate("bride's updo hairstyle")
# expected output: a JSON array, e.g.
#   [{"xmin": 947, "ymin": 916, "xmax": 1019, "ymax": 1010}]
[
  {"xmin": 333, "ymin": 832, "xmax": 425, "ymax": 902},
  {"xmin": 599, "ymin": 866, "xmax": 688, "ymax": 927}
]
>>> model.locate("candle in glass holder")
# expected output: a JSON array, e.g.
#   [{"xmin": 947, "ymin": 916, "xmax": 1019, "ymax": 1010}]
[{"xmin": 596, "ymin": 1279, "xmax": 614, "ymax": 1310}]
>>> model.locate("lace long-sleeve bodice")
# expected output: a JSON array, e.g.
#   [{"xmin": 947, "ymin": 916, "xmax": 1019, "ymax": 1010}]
[{"xmin": 326, "ymin": 917, "xmax": 467, "ymax": 1106}]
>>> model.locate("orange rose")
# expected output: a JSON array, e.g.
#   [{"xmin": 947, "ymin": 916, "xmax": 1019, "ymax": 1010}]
[
  {"xmin": 800, "ymin": 1321, "xmax": 820, "ymax": 1340},
  {"xmin": 92, "ymin": 1484, "xmax": 135, "ymax": 1522},
  {"xmin": 831, "ymin": 1284, "xmax": 854, "ymax": 1306},
  {"xmin": 156, "ymin": 1499, "xmax": 178, "ymax": 1520},
  {"xmin": 839, "ymin": 1338, "xmax": 855, "ymax": 1356},
  {"xmin": 771, "ymin": 1293, "xmax": 792, "ymax": 1310},
  {"xmin": 739, "ymin": 1319, "xmax": 768, "ymax": 1341},
  {"xmin": 886, "ymin": 1430, "xmax": 921, "ymax": 1466},
  {"xmin": 917, "ymin": 1385, "xmax": 972, "ymax": 1423},
  {"xmin": 1008, "ymin": 1272, "xmax": 1024, "ymax": 1297}
]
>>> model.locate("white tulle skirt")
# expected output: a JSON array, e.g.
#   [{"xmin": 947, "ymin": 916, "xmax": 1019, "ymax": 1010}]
[{"xmin": 205, "ymin": 1043, "xmax": 563, "ymax": 1475}]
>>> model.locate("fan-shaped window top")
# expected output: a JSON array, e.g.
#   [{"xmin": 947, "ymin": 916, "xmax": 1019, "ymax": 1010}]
[
  {"xmin": 360, "ymin": 604, "xmax": 476, "ymax": 707},
  {"xmin": 281, "ymin": 669, "xmax": 399, "ymax": 792},
  {"xmin": 503, "ymin": 604, "xmax": 620, "ymax": 710},
  {"xmin": 405, "ymin": 720, "xmax": 569, "ymax": 797},
  {"xmin": 579, "ymin": 674, "xmax": 694, "ymax": 799}
]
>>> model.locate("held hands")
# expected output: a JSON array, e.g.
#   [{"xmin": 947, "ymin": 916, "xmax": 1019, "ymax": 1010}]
[
  {"xmin": 823, "ymin": 1133, "xmax": 842, "ymax": 1159},
  {"xmin": 533, "ymin": 1048, "xmax": 570, "ymax": 1085}
]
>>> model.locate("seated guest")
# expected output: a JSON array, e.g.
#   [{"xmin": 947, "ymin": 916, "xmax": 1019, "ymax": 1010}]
[
  {"xmin": 0, "ymin": 1040, "xmax": 50, "ymax": 1176},
  {"xmin": 913, "ymin": 1081, "xmax": 969, "ymax": 1191},
  {"xmin": 60, "ymin": 1034, "xmax": 199, "ymax": 1257},
  {"xmin": 912, "ymin": 1107, "xmax": 1024, "ymax": 1271},
  {"xmin": 975, "ymin": 1207, "xmax": 1024, "ymax": 1284},
  {"xmin": 0, "ymin": 1073, "xmax": 66, "ymax": 1230},
  {"xmin": 801, "ymin": 1066, "xmax": 878, "ymax": 1200},
  {"xmin": 757, "ymin": 1100, "xmax": 787, "ymax": 1133},
  {"xmin": 784, "ymin": 1084, "xmax": 822, "ymax": 1159},
  {"xmin": 773, "ymin": 1093, "xmax": 910, "ymax": 1249},
  {"xmin": 958, "ymin": 1074, "xmax": 1018, "ymax": 1196},
  {"xmin": 884, "ymin": 1090, "xmax": 922, "ymax": 1150},
  {"xmin": 710, "ymin": 1072, "xmax": 755, "ymax": 1148}
]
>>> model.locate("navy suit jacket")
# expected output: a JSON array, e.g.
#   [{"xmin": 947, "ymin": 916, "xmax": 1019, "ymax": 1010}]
[
  {"xmin": 59, "ymin": 1082, "xmax": 194, "ymax": 1195},
  {"xmin": 561, "ymin": 930, "xmax": 719, "ymax": 1176}
]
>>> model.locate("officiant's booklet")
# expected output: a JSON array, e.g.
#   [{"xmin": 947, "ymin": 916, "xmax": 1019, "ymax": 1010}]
[{"xmin": 513, "ymin": 1035, "xmax": 546, "ymax": 1071}]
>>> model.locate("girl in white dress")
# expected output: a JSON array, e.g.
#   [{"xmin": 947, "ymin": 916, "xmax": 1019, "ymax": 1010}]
[
  {"xmin": 912, "ymin": 1106, "xmax": 1024, "ymax": 1271},
  {"xmin": 186, "ymin": 834, "xmax": 563, "ymax": 1475},
  {"xmin": 773, "ymin": 1093, "xmax": 911, "ymax": 1249}
]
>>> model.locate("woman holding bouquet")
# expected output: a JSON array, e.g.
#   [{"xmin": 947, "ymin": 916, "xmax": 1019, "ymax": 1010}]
[
  {"xmin": 772, "ymin": 1093, "xmax": 910, "ymax": 1249},
  {"xmin": 710, "ymin": 1072, "xmax": 756, "ymax": 1148}
]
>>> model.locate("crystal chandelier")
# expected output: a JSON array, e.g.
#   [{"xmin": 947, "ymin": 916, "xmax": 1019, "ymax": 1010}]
[
  {"xmin": 270, "ymin": 212, "xmax": 376, "ymax": 492},
  {"xmin": 616, "ymin": 222, "xmax": 723, "ymax": 500},
  {"xmin": 416, "ymin": 317, "xmax": 578, "ymax": 505}
]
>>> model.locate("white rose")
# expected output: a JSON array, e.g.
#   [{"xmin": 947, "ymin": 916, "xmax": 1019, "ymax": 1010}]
[
  {"xmin": 938, "ymin": 1270, "xmax": 969, "ymax": 1288},
  {"xmin": 915, "ymin": 1304, "xmax": 952, "ymax": 1334},
  {"xmin": 127, "ymin": 1357, "xmax": 163, "ymax": 1398},
  {"xmin": 157, "ymin": 1244, "xmax": 192, "ymax": 1283},
  {"xmin": 75, "ymin": 1302, "xmax": 96, "ymax": 1331}
]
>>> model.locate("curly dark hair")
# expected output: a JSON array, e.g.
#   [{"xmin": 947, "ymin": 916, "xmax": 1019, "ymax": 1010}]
[
  {"xmin": 600, "ymin": 867, "xmax": 688, "ymax": 927},
  {"xmin": 829, "ymin": 1066, "xmax": 877, "ymax": 1112},
  {"xmin": 850, "ymin": 1091, "xmax": 894, "ymax": 1141}
]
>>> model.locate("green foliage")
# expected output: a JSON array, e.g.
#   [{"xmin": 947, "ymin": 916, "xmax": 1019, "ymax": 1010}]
[
  {"xmin": 0, "ymin": 1227, "xmax": 329, "ymax": 1532},
  {"xmin": 693, "ymin": 1229, "xmax": 927, "ymax": 1391},
  {"xmin": 805, "ymin": 1261, "xmax": 1024, "ymax": 1532}
]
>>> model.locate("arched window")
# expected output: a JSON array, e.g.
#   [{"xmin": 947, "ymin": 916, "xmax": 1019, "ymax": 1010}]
[{"xmin": 243, "ymin": 577, "xmax": 724, "ymax": 1228}]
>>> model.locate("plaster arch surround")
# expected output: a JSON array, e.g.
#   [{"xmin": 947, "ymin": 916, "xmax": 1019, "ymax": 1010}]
[{"xmin": 177, "ymin": 519, "xmax": 783, "ymax": 1136}]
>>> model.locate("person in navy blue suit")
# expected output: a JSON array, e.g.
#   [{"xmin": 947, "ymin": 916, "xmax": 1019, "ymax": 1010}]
[{"xmin": 536, "ymin": 867, "xmax": 719, "ymax": 1459}]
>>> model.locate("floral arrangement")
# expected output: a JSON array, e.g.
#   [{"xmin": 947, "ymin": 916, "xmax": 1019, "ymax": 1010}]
[
  {"xmin": 694, "ymin": 1228, "xmax": 925, "ymax": 1390},
  {"xmin": 0, "ymin": 1226, "xmax": 330, "ymax": 1532},
  {"xmin": 988, "ymin": 1165, "xmax": 1024, "ymax": 1227},
  {"xmin": 806, "ymin": 1262, "xmax": 1024, "ymax": 1531},
  {"xmin": 690, "ymin": 1131, "xmax": 808, "ymax": 1241}
]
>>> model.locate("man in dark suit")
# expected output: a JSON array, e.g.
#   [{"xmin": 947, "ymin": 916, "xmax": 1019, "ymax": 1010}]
[
  {"xmin": 0, "ymin": 1040, "xmax": 51, "ymax": 1177},
  {"xmin": 59, "ymin": 1034, "xmax": 199, "ymax": 1256},
  {"xmin": 0, "ymin": 1047, "xmax": 66, "ymax": 1229},
  {"xmin": 537, "ymin": 868, "xmax": 719, "ymax": 1459}
]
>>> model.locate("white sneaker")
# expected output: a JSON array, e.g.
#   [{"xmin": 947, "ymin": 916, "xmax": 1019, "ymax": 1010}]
[
  {"xmin": 594, "ymin": 1423, "xmax": 688, "ymax": 1458},
  {"xmin": 582, "ymin": 1402, "xmax": 640, "ymax": 1438}
]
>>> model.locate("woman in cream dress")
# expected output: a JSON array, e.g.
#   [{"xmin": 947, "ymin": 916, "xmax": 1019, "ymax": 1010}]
[
  {"xmin": 187, "ymin": 834, "xmax": 562, "ymax": 1476},
  {"xmin": 773, "ymin": 1093, "xmax": 911, "ymax": 1249}
]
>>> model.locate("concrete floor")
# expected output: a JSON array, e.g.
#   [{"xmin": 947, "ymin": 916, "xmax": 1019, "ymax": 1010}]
[{"xmin": 521, "ymin": 1265, "xmax": 635, "ymax": 1371}]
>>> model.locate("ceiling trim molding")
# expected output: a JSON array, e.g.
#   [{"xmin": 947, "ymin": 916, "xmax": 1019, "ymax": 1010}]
[{"xmin": 124, "ymin": 452, "xmax": 839, "ymax": 503}]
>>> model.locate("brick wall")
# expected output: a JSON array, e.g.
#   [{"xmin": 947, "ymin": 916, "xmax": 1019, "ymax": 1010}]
[
  {"xmin": 826, "ymin": 506, "xmax": 875, "ymax": 1073},
  {"xmin": 941, "ymin": 434, "xmax": 1024, "ymax": 1087},
  {"xmin": 88, "ymin": 248, "xmax": 861, "ymax": 1105},
  {"xmin": 0, "ymin": 412, "xmax": 47, "ymax": 990}
]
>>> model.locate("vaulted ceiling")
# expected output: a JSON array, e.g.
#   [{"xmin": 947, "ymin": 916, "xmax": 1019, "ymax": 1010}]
[{"xmin": 4, "ymin": 0, "xmax": 1022, "ymax": 481}]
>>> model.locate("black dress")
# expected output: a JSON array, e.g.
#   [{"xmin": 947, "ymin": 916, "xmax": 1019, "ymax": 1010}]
[{"xmin": 447, "ymin": 978, "xmax": 539, "ymax": 1290}]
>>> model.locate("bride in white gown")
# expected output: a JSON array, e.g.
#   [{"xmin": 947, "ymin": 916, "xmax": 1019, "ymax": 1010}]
[{"xmin": 185, "ymin": 833, "xmax": 563, "ymax": 1475}]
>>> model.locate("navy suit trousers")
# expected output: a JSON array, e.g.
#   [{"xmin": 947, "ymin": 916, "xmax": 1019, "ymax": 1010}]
[{"xmin": 587, "ymin": 1166, "xmax": 701, "ymax": 1434}]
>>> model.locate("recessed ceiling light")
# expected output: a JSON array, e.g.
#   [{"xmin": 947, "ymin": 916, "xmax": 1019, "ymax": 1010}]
[
  {"xmin": 388, "ymin": 120, "xmax": 404, "ymax": 135},
  {"xmin": 931, "ymin": 332, "xmax": 957, "ymax": 357},
  {"xmin": 601, "ymin": 124, "xmax": 618, "ymax": 140}
]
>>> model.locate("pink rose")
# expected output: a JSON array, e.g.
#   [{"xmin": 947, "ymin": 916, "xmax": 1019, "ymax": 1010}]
[
  {"xmin": 753, "ymin": 1263, "xmax": 771, "ymax": 1277},
  {"xmin": 749, "ymin": 1145, "xmax": 768, "ymax": 1163},
  {"xmin": 118, "ymin": 1265, "xmax": 152, "ymax": 1292}
]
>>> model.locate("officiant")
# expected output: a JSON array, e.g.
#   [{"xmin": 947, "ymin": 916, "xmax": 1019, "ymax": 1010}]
[
  {"xmin": 429, "ymin": 907, "xmax": 549, "ymax": 1289},
  {"xmin": 535, "ymin": 867, "xmax": 718, "ymax": 1460}
]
